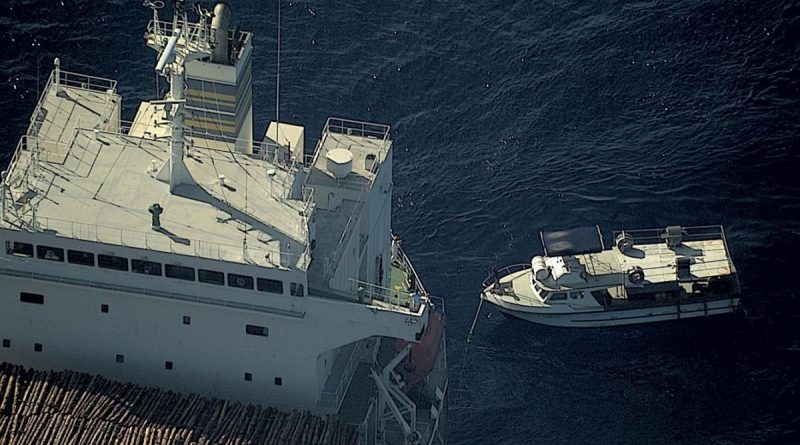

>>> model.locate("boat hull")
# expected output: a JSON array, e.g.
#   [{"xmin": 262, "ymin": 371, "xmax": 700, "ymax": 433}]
[{"xmin": 488, "ymin": 298, "xmax": 740, "ymax": 327}]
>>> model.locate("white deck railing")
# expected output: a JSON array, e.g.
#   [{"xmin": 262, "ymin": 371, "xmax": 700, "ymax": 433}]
[{"xmin": 318, "ymin": 342, "xmax": 361, "ymax": 413}]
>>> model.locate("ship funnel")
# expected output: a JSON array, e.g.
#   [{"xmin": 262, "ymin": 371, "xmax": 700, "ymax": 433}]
[{"xmin": 211, "ymin": 2, "xmax": 232, "ymax": 64}]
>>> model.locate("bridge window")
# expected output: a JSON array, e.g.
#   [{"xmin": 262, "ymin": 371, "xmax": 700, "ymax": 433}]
[
  {"xmin": 245, "ymin": 324, "xmax": 268, "ymax": 337},
  {"xmin": 228, "ymin": 273, "xmax": 254, "ymax": 290},
  {"xmin": 548, "ymin": 293, "xmax": 567, "ymax": 301},
  {"xmin": 290, "ymin": 283, "xmax": 305, "ymax": 297},
  {"xmin": 20, "ymin": 292, "xmax": 44, "ymax": 305},
  {"xmin": 165, "ymin": 361, "xmax": 173, "ymax": 370},
  {"xmin": 2, "ymin": 339, "xmax": 10, "ymax": 348},
  {"xmin": 132, "ymin": 259, "xmax": 162, "ymax": 276},
  {"xmin": 98, "ymin": 254, "xmax": 129, "ymax": 271},
  {"xmin": 257, "ymin": 278, "xmax": 283, "ymax": 294},
  {"xmin": 116, "ymin": 354, "xmax": 125, "ymax": 363},
  {"xmin": 274, "ymin": 377, "xmax": 282, "ymax": 386},
  {"xmin": 68, "ymin": 250, "xmax": 95, "ymax": 266},
  {"xmin": 244, "ymin": 372, "xmax": 253, "ymax": 382},
  {"xmin": 34, "ymin": 343, "xmax": 42, "ymax": 352},
  {"xmin": 101, "ymin": 304, "xmax": 109, "ymax": 313},
  {"xmin": 198, "ymin": 269, "xmax": 225, "ymax": 285},
  {"xmin": 37, "ymin": 245, "xmax": 64, "ymax": 262},
  {"xmin": 165, "ymin": 264, "xmax": 195, "ymax": 281},
  {"xmin": 7, "ymin": 241, "xmax": 33, "ymax": 257}
]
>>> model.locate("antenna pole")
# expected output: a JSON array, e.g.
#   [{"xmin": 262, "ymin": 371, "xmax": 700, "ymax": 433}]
[{"xmin": 275, "ymin": 0, "xmax": 281, "ymax": 159}]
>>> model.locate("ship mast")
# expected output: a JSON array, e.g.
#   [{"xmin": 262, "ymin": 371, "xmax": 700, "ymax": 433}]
[{"xmin": 149, "ymin": 0, "xmax": 214, "ymax": 193}]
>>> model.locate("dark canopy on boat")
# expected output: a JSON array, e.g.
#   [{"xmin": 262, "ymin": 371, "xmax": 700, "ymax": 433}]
[{"xmin": 540, "ymin": 226, "xmax": 604, "ymax": 256}]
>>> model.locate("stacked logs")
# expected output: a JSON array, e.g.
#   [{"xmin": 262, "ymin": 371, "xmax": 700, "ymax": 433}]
[{"xmin": 0, "ymin": 363, "xmax": 358, "ymax": 445}]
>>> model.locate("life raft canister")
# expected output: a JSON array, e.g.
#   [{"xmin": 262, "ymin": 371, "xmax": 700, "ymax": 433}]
[{"xmin": 628, "ymin": 266, "xmax": 645, "ymax": 284}]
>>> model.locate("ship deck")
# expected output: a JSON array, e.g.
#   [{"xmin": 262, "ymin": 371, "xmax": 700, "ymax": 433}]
[{"xmin": 2, "ymin": 82, "xmax": 310, "ymax": 270}]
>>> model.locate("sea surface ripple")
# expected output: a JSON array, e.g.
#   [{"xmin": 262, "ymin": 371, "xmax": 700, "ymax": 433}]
[{"xmin": 1, "ymin": 0, "xmax": 799, "ymax": 443}]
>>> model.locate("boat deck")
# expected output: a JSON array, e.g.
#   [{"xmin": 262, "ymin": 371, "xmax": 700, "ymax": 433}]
[{"xmin": 543, "ymin": 238, "xmax": 734, "ymax": 291}]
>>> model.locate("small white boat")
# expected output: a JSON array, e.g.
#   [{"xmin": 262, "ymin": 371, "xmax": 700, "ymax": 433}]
[{"xmin": 480, "ymin": 225, "xmax": 741, "ymax": 327}]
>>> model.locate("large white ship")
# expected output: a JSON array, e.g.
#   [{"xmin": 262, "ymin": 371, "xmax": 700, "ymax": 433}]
[{"xmin": 0, "ymin": 2, "xmax": 446, "ymax": 444}]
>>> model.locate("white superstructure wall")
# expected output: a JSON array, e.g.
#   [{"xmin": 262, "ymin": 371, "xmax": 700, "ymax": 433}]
[{"xmin": 0, "ymin": 227, "xmax": 426, "ymax": 413}]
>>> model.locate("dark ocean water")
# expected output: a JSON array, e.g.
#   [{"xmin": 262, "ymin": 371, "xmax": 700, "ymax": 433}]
[{"xmin": 2, "ymin": 0, "xmax": 800, "ymax": 443}]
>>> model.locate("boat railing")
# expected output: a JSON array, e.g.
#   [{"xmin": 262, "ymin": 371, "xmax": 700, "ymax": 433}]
[
  {"xmin": 613, "ymin": 225, "xmax": 735, "ymax": 274},
  {"xmin": 27, "ymin": 215, "xmax": 308, "ymax": 269},
  {"xmin": 481, "ymin": 263, "xmax": 530, "ymax": 288},
  {"xmin": 612, "ymin": 225, "xmax": 726, "ymax": 245}
]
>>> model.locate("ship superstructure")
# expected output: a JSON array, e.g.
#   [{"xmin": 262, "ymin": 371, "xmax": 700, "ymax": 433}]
[{"xmin": 0, "ymin": 2, "xmax": 446, "ymax": 444}]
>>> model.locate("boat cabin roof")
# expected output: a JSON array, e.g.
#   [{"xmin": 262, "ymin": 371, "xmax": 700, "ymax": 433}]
[
  {"xmin": 536, "ymin": 226, "xmax": 735, "ymax": 293},
  {"xmin": 540, "ymin": 226, "xmax": 604, "ymax": 256}
]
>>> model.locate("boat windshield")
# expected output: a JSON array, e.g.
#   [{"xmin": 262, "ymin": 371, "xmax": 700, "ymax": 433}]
[{"xmin": 533, "ymin": 283, "xmax": 549, "ymax": 299}]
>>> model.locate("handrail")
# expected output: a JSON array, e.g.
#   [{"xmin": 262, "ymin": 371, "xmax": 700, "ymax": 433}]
[
  {"xmin": 396, "ymin": 243, "xmax": 430, "ymax": 298},
  {"xmin": 357, "ymin": 397, "xmax": 377, "ymax": 445},
  {"xmin": 0, "ymin": 266, "xmax": 305, "ymax": 319},
  {"xmin": 146, "ymin": 19, "xmax": 252, "ymax": 61},
  {"xmin": 611, "ymin": 225, "xmax": 726, "ymax": 244},
  {"xmin": 324, "ymin": 199, "xmax": 366, "ymax": 281},
  {"xmin": 28, "ymin": 215, "xmax": 308, "ymax": 269},
  {"xmin": 481, "ymin": 263, "xmax": 530, "ymax": 288},
  {"xmin": 318, "ymin": 342, "xmax": 360, "ymax": 413},
  {"xmin": 307, "ymin": 117, "xmax": 392, "ymax": 184}
]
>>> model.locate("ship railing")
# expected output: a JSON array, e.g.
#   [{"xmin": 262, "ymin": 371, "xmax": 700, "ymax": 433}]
[
  {"xmin": 0, "ymin": 265, "xmax": 305, "ymax": 319},
  {"xmin": 2, "ymin": 137, "xmax": 28, "ymax": 188},
  {"xmin": 350, "ymin": 278, "xmax": 416, "ymax": 313},
  {"xmin": 307, "ymin": 117, "xmax": 391, "ymax": 184},
  {"xmin": 25, "ymin": 67, "xmax": 118, "ymax": 145},
  {"xmin": 318, "ymin": 342, "xmax": 361, "ymax": 413},
  {"xmin": 147, "ymin": 20, "xmax": 252, "ymax": 60},
  {"xmin": 323, "ymin": 199, "xmax": 367, "ymax": 281},
  {"xmin": 28, "ymin": 215, "xmax": 309, "ymax": 269},
  {"xmin": 395, "ymin": 243, "xmax": 431, "ymax": 298},
  {"xmin": 26, "ymin": 69, "xmax": 55, "ymax": 138},
  {"xmin": 56, "ymin": 69, "xmax": 117, "ymax": 94},
  {"xmin": 421, "ymin": 377, "xmax": 448, "ymax": 445},
  {"xmin": 357, "ymin": 397, "xmax": 378, "ymax": 445},
  {"xmin": 481, "ymin": 263, "xmax": 530, "ymax": 288}
]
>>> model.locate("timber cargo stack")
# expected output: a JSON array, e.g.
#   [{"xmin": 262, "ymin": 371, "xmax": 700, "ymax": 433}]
[{"xmin": 0, "ymin": 363, "xmax": 357, "ymax": 445}]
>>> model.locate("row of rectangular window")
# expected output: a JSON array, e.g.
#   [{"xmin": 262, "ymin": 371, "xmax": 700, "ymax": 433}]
[
  {"xmin": 7, "ymin": 241, "xmax": 303, "ymax": 296},
  {"xmin": 1, "ymin": 339, "xmax": 282, "ymax": 385},
  {"xmin": 21, "ymin": 294, "xmax": 265, "ymax": 341}
]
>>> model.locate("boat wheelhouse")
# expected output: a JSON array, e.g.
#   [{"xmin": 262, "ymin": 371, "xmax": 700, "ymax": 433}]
[{"xmin": 480, "ymin": 225, "xmax": 741, "ymax": 327}]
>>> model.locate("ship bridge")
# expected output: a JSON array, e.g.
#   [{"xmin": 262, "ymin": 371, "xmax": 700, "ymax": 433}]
[{"xmin": 0, "ymin": 64, "xmax": 312, "ymax": 272}]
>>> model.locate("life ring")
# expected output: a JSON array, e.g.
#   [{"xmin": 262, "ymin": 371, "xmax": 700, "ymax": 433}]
[
  {"xmin": 616, "ymin": 232, "xmax": 634, "ymax": 253},
  {"xmin": 628, "ymin": 266, "xmax": 645, "ymax": 284}
]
